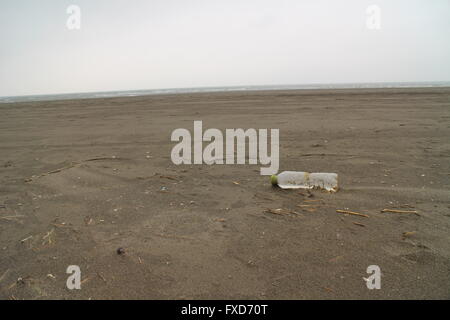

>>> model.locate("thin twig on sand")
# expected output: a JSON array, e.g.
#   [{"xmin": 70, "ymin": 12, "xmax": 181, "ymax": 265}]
[
  {"xmin": 25, "ymin": 157, "xmax": 126, "ymax": 182},
  {"xmin": 20, "ymin": 235, "xmax": 33, "ymax": 243},
  {"xmin": 160, "ymin": 175, "xmax": 179, "ymax": 181},
  {"xmin": 0, "ymin": 215, "xmax": 25, "ymax": 223},
  {"xmin": 0, "ymin": 269, "xmax": 10, "ymax": 283},
  {"xmin": 353, "ymin": 222, "xmax": 366, "ymax": 227},
  {"xmin": 336, "ymin": 210, "xmax": 369, "ymax": 218},
  {"xmin": 97, "ymin": 273, "xmax": 107, "ymax": 283},
  {"xmin": 381, "ymin": 209, "xmax": 420, "ymax": 216}
]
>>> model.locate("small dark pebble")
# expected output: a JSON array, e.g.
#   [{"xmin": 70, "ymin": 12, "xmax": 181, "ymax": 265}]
[{"xmin": 116, "ymin": 247, "xmax": 125, "ymax": 255}]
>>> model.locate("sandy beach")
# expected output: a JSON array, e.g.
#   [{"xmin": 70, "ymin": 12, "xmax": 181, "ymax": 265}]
[{"xmin": 0, "ymin": 87, "xmax": 449, "ymax": 299}]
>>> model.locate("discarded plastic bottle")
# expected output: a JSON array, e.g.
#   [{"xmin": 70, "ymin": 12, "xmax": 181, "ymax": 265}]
[{"xmin": 271, "ymin": 171, "xmax": 339, "ymax": 192}]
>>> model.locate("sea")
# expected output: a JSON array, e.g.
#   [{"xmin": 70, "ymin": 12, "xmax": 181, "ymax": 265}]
[{"xmin": 1, "ymin": 82, "xmax": 449, "ymax": 104}]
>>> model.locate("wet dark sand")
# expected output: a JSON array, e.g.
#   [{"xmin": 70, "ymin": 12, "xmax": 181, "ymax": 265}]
[{"xmin": 0, "ymin": 87, "xmax": 449, "ymax": 299}]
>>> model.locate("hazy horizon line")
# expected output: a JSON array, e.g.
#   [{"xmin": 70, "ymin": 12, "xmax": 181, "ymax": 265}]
[{"xmin": 1, "ymin": 81, "xmax": 450, "ymax": 103}]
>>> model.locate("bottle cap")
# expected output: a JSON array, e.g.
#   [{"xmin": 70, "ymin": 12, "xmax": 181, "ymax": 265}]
[{"xmin": 270, "ymin": 175, "xmax": 278, "ymax": 185}]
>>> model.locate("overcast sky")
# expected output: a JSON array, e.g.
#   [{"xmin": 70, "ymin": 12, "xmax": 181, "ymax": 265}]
[{"xmin": 0, "ymin": 0, "xmax": 449, "ymax": 97}]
